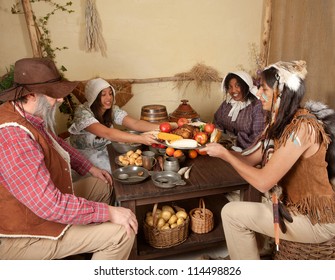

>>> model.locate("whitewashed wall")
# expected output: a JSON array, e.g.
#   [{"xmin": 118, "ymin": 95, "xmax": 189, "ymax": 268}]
[{"xmin": 0, "ymin": 0, "xmax": 264, "ymax": 134}]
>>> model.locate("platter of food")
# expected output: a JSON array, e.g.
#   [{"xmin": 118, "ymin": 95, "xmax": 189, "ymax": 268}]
[
  {"xmin": 155, "ymin": 119, "xmax": 223, "ymax": 151},
  {"xmin": 115, "ymin": 149, "xmax": 143, "ymax": 167}
]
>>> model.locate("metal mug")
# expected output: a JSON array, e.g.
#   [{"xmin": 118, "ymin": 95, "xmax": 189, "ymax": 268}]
[
  {"xmin": 142, "ymin": 151, "xmax": 157, "ymax": 170},
  {"xmin": 163, "ymin": 157, "xmax": 180, "ymax": 172}
]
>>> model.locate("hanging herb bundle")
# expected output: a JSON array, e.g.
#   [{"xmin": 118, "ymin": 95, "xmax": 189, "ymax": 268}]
[{"xmin": 174, "ymin": 63, "xmax": 222, "ymax": 96}]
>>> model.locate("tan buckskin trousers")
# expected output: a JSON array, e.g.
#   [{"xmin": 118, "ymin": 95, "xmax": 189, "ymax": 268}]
[
  {"xmin": 0, "ymin": 177, "xmax": 135, "ymax": 260},
  {"xmin": 221, "ymin": 199, "xmax": 335, "ymax": 260}
]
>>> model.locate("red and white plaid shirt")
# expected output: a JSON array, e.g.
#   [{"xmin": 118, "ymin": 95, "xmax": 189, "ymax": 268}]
[{"xmin": 0, "ymin": 111, "xmax": 109, "ymax": 225}]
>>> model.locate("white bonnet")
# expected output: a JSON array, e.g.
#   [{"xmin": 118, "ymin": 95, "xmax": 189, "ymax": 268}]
[
  {"xmin": 221, "ymin": 71, "xmax": 258, "ymax": 96},
  {"xmin": 85, "ymin": 78, "xmax": 116, "ymax": 106}
]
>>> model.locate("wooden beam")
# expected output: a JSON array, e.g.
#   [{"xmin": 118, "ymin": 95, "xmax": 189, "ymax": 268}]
[
  {"xmin": 21, "ymin": 0, "xmax": 42, "ymax": 57},
  {"xmin": 260, "ymin": 0, "xmax": 272, "ymax": 68}
]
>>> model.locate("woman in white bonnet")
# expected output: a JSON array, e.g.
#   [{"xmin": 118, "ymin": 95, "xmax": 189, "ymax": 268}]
[
  {"xmin": 68, "ymin": 78, "xmax": 159, "ymax": 174},
  {"xmin": 214, "ymin": 71, "xmax": 265, "ymax": 150}
]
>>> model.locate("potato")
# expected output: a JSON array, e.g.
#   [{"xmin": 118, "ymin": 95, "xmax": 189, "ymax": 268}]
[
  {"xmin": 168, "ymin": 214, "xmax": 178, "ymax": 225},
  {"xmin": 161, "ymin": 210, "xmax": 172, "ymax": 221},
  {"xmin": 145, "ymin": 216, "xmax": 154, "ymax": 226},
  {"xmin": 160, "ymin": 224, "xmax": 170, "ymax": 230},
  {"xmin": 176, "ymin": 210, "xmax": 187, "ymax": 219},
  {"xmin": 162, "ymin": 205, "xmax": 175, "ymax": 214},
  {"xmin": 176, "ymin": 217, "xmax": 184, "ymax": 225},
  {"xmin": 157, "ymin": 218, "xmax": 166, "ymax": 229},
  {"xmin": 170, "ymin": 223, "xmax": 178, "ymax": 229}
]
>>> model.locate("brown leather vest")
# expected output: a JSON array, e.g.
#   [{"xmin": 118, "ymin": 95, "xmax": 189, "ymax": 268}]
[{"xmin": 0, "ymin": 102, "xmax": 73, "ymax": 239}]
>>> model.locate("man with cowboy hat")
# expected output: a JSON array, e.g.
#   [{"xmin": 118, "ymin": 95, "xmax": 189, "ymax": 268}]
[{"xmin": 0, "ymin": 57, "xmax": 137, "ymax": 260}]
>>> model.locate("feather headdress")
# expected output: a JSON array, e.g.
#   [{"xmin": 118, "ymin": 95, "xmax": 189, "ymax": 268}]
[{"xmin": 265, "ymin": 60, "xmax": 307, "ymax": 92}]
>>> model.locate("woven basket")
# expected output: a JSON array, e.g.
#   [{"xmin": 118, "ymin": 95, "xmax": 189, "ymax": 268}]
[
  {"xmin": 143, "ymin": 203, "xmax": 189, "ymax": 249},
  {"xmin": 274, "ymin": 237, "xmax": 335, "ymax": 260},
  {"xmin": 189, "ymin": 198, "xmax": 214, "ymax": 234}
]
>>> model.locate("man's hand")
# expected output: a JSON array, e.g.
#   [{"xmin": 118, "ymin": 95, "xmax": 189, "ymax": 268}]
[
  {"xmin": 108, "ymin": 206, "xmax": 138, "ymax": 237},
  {"xmin": 89, "ymin": 166, "xmax": 113, "ymax": 185}
]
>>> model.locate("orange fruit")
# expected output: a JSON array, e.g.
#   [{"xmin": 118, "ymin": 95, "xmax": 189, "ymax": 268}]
[
  {"xmin": 188, "ymin": 149, "xmax": 198, "ymax": 159},
  {"xmin": 166, "ymin": 147, "xmax": 175, "ymax": 157},
  {"xmin": 173, "ymin": 149, "xmax": 184, "ymax": 158}
]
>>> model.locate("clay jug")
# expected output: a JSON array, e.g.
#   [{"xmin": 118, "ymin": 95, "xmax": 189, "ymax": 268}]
[{"xmin": 169, "ymin": 99, "xmax": 200, "ymax": 122}]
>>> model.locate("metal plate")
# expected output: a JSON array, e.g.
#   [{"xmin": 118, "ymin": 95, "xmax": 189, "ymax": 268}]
[
  {"xmin": 151, "ymin": 171, "xmax": 186, "ymax": 188},
  {"xmin": 112, "ymin": 166, "xmax": 149, "ymax": 185}
]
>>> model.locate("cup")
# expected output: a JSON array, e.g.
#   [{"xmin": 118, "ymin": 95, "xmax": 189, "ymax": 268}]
[
  {"xmin": 163, "ymin": 157, "xmax": 180, "ymax": 172},
  {"xmin": 142, "ymin": 151, "xmax": 157, "ymax": 170}
]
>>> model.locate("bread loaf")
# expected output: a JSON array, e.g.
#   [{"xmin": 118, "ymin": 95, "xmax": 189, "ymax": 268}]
[{"xmin": 210, "ymin": 128, "xmax": 222, "ymax": 143}]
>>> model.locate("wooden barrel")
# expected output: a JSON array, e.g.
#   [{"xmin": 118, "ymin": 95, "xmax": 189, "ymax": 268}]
[{"xmin": 140, "ymin": 104, "xmax": 168, "ymax": 123}]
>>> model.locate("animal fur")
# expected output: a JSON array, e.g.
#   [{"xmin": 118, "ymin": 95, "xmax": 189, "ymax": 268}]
[{"xmin": 305, "ymin": 100, "xmax": 335, "ymax": 187}]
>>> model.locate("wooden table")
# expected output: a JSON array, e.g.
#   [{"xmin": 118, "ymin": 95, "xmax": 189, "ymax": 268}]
[{"xmin": 108, "ymin": 144, "xmax": 256, "ymax": 260}]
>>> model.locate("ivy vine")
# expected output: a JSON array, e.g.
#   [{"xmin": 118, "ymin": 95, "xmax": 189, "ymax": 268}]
[
  {"xmin": 5, "ymin": 0, "xmax": 78, "ymax": 125},
  {"xmin": 11, "ymin": 0, "xmax": 74, "ymax": 60}
]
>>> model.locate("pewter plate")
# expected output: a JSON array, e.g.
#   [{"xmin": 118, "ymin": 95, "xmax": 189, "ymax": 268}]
[
  {"xmin": 151, "ymin": 171, "xmax": 186, "ymax": 188},
  {"xmin": 112, "ymin": 166, "xmax": 149, "ymax": 185}
]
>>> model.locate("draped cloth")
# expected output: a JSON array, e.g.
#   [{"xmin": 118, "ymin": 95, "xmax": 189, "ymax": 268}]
[{"xmin": 268, "ymin": 0, "xmax": 335, "ymax": 109}]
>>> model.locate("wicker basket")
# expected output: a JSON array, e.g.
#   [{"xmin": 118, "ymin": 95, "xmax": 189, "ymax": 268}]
[
  {"xmin": 189, "ymin": 198, "xmax": 214, "ymax": 234},
  {"xmin": 143, "ymin": 203, "xmax": 189, "ymax": 249},
  {"xmin": 274, "ymin": 237, "xmax": 335, "ymax": 260}
]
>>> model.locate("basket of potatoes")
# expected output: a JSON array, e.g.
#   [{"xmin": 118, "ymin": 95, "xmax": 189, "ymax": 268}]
[
  {"xmin": 189, "ymin": 198, "xmax": 214, "ymax": 234},
  {"xmin": 143, "ymin": 203, "xmax": 189, "ymax": 248}
]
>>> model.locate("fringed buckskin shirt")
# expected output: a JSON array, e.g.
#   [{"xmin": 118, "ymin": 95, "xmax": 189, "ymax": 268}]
[{"xmin": 276, "ymin": 108, "xmax": 335, "ymax": 225}]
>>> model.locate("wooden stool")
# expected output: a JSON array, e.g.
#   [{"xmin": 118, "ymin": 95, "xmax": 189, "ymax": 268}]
[{"xmin": 273, "ymin": 237, "xmax": 335, "ymax": 260}]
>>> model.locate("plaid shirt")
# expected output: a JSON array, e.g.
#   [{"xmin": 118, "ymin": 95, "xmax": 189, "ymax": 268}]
[
  {"xmin": 0, "ymin": 111, "xmax": 109, "ymax": 225},
  {"xmin": 214, "ymin": 99, "xmax": 265, "ymax": 149}
]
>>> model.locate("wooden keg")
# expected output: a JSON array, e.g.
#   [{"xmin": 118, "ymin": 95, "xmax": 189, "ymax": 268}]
[{"xmin": 140, "ymin": 104, "xmax": 169, "ymax": 123}]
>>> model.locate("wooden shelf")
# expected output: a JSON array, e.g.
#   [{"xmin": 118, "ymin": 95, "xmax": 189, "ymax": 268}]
[{"xmin": 135, "ymin": 194, "xmax": 229, "ymax": 259}]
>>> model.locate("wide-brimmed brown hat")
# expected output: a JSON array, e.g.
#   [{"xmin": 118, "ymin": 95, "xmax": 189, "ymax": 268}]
[{"xmin": 0, "ymin": 57, "xmax": 78, "ymax": 102}]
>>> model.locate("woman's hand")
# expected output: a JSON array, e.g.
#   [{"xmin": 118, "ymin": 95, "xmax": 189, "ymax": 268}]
[
  {"xmin": 202, "ymin": 142, "xmax": 229, "ymax": 160},
  {"xmin": 108, "ymin": 206, "xmax": 138, "ymax": 237},
  {"xmin": 89, "ymin": 166, "xmax": 113, "ymax": 185},
  {"xmin": 140, "ymin": 133, "xmax": 161, "ymax": 146}
]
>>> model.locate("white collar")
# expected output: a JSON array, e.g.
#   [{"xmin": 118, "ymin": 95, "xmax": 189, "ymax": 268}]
[{"xmin": 227, "ymin": 98, "xmax": 251, "ymax": 121}]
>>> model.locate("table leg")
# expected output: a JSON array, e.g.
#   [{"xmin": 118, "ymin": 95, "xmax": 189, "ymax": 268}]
[{"xmin": 118, "ymin": 200, "xmax": 138, "ymax": 260}]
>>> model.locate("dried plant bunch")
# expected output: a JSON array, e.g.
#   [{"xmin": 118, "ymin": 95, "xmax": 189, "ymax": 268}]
[{"xmin": 174, "ymin": 63, "xmax": 222, "ymax": 95}]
